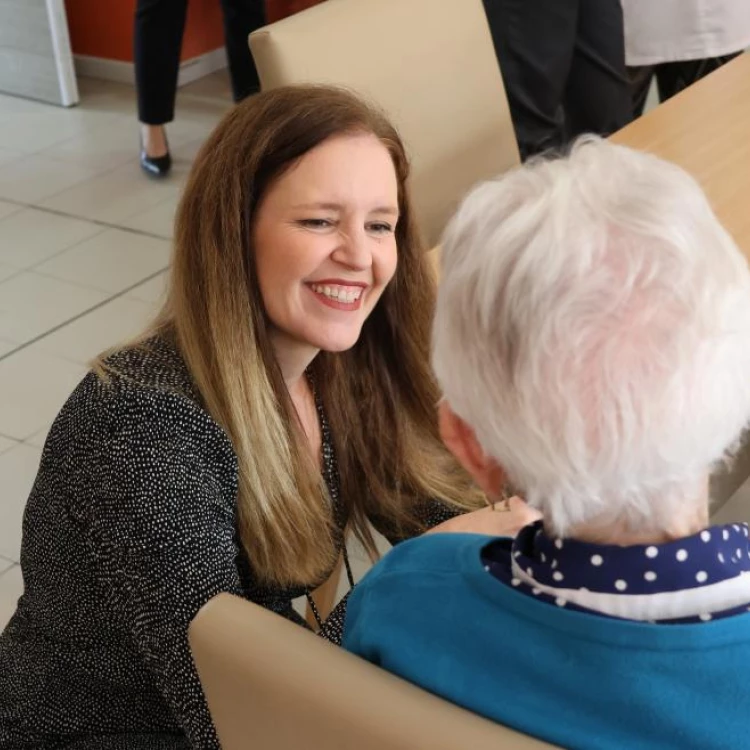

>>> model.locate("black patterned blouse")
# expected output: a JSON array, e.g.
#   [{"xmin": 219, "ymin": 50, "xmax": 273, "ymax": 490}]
[{"xmin": 0, "ymin": 337, "xmax": 456, "ymax": 750}]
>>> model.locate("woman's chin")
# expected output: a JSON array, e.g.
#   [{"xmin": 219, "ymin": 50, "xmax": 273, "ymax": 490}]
[
  {"xmin": 317, "ymin": 340, "xmax": 359, "ymax": 354},
  {"xmin": 312, "ymin": 331, "xmax": 363, "ymax": 354}
]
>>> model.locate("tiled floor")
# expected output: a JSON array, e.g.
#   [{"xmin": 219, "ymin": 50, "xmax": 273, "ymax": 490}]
[
  {"xmin": 0, "ymin": 72, "xmax": 233, "ymax": 628},
  {"xmin": 0, "ymin": 71, "xmax": 749, "ymax": 631}
]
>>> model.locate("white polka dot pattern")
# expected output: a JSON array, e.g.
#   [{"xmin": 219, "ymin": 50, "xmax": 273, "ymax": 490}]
[
  {"xmin": 0, "ymin": 338, "xmax": 458, "ymax": 748},
  {"xmin": 1, "ymin": 341, "xmax": 245, "ymax": 748},
  {"xmin": 485, "ymin": 519, "xmax": 750, "ymax": 625}
]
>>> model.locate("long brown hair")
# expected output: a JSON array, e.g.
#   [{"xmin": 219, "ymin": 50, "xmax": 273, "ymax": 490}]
[{"xmin": 103, "ymin": 85, "xmax": 480, "ymax": 586}]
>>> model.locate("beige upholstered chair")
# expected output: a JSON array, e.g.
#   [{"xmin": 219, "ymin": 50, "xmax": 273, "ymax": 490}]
[
  {"xmin": 189, "ymin": 593, "xmax": 561, "ymax": 750},
  {"xmin": 249, "ymin": 0, "xmax": 519, "ymax": 246}
]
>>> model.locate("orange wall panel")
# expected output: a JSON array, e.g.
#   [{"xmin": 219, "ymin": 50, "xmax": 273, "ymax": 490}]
[
  {"xmin": 64, "ymin": 0, "xmax": 225, "ymax": 62},
  {"xmin": 64, "ymin": 1, "xmax": 325, "ymax": 63},
  {"xmin": 266, "ymin": 0, "xmax": 324, "ymax": 24},
  {"xmin": 183, "ymin": 0, "xmax": 226, "ymax": 60},
  {"xmin": 65, "ymin": 0, "xmax": 136, "ymax": 62}
]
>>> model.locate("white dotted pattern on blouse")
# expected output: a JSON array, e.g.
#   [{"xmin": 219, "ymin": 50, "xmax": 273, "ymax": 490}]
[{"xmin": 0, "ymin": 337, "xmax": 457, "ymax": 749}]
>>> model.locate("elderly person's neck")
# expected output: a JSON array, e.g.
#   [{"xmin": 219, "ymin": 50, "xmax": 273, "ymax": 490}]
[{"xmin": 565, "ymin": 488, "xmax": 710, "ymax": 546}]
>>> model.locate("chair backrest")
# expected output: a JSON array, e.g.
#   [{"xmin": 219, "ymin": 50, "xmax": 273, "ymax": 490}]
[
  {"xmin": 249, "ymin": 0, "xmax": 519, "ymax": 246},
  {"xmin": 189, "ymin": 593, "xmax": 560, "ymax": 750}
]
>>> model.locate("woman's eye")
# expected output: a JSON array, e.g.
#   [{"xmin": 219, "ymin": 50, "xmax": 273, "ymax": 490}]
[
  {"xmin": 298, "ymin": 218, "xmax": 334, "ymax": 229},
  {"xmin": 367, "ymin": 222, "xmax": 394, "ymax": 234}
]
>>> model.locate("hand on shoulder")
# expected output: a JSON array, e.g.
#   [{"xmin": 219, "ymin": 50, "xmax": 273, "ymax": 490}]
[{"xmin": 426, "ymin": 496, "xmax": 541, "ymax": 538}]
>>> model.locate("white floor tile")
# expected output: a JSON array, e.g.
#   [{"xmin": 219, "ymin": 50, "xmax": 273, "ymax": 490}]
[
  {"xmin": 49, "ymin": 103, "xmax": 126, "ymax": 132},
  {"xmin": 0, "ymin": 208, "xmax": 103, "ymax": 270},
  {"xmin": 167, "ymin": 112, "xmax": 224, "ymax": 144},
  {"xmin": 0, "ymin": 155, "xmax": 101, "ymax": 205},
  {"xmin": 0, "ymin": 94, "xmax": 58, "ymax": 119},
  {"xmin": 0, "ymin": 347, "xmax": 86, "ymax": 440},
  {"xmin": 0, "ymin": 200, "xmax": 21, "ymax": 221},
  {"xmin": 0, "ymin": 110, "xmax": 109, "ymax": 154},
  {"xmin": 24, "ymin": 426, "xmax": 51, "ymax": 450},
  {"xmin": 75, "ymin": 77, "xmax": 137, "ymax": 116},
  {"xmin": 34, "ymin": 228, "xmax": 171, "ymax": 295},
  {"xmin": 120, "ymin": 195, "xmax": 178, "ymax": 239},
  {"xmin": 40, "ymin": 160, "xmax": 180, "ymax": 225},
  {"xmin": 126, "ymin": 272, "xmax": 169, "ymax": 305},
  {"xmin": 0, "ymin": 338, "xmax": 15, "ymax": 357},
  {"xmin": 171, "ymin": 136, "xmax": 207, "ymax": 163},
  {"xmin": 167, "ymin": 137, "xmax": 210, "ymax": 181},
  {"xmin": 180, "ymin": 69, "xmax": 233, "ymax": 100},
  {"xmin": 0, "ymin": 93, "xmax": 58, "ymax": 117},
  {"xmin": 0, "ymin": 272, "xmax": 108, "ymax": 344},
  {"xmin": 0, "ymin": 262, "xmax": 18, "ymax": 284},
  {"xmin": 0, "ymin": 565, "xmax": 24, "ymax": 630},
  {"xmin": 175, "ymin": 79, "xmax": 234, "ymax": 123},
  {"xmin": 40, "ymin": 120, "xmax": 142, "ymax": 174},
  {"xmin": 37, "ymin": 295, "xmax": 157, "ymax": 365},
  {"xmin": 0, "ymin": 435, "xmax": 18, "ymax": 455},
  {"xmin": 0, "ymin": 147, "xmax": 23, "ymax": 169},
  {"xmin": 0, "ymin": 443, "xmax": 42, "ymax": 560}
]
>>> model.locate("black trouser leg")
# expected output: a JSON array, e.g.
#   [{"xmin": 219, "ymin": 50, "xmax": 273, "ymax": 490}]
[
  {"xmin": 627, "ymin": 65, "xmax": 656, "ymax": 118},
  {"xmin": 219, "ymin": 0, "xmax": 266, "ymax": 101},
  {"xmin": 563, "ymin": 0, "xmax": 632, "ymax": 140},
  {"xmin": 628, "ymin": 53, "xmax": 740, "ymax": 119},
  {"xmin": 482, "ymin": 0, "xmax": 579, "ymax": 159},
  {"xmin": 134, "ymin": 0, "xmax": 189, "ymax": 125},
  {"xmin": 654, "ymin": 53, "xmax": 742, "ymax": 103}
]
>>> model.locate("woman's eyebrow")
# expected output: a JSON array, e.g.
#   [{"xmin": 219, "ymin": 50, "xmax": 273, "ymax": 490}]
[{"xmin": 291, "ymin": 201, "xmax": 398, "ymax": 215}]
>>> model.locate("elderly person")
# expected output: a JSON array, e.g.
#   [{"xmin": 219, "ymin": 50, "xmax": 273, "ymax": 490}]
[{"xmin": 344, "ymin": 137, "xmax": 750, "ymax": 750}]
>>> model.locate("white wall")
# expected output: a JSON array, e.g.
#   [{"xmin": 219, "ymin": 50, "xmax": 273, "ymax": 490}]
[{"xmin": 0, "ymin": 0, "xmax": 77, "ymax": 106}]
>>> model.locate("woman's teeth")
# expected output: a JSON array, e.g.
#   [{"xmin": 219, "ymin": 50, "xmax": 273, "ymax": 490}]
[{"xmin": 310, "ymin": 284, "xmax": 363, "ymax": 303}]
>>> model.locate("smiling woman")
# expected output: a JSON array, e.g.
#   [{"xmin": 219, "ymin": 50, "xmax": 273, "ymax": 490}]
[
  {"xmin": 0, "ymin": 85, "xmax": 493, "ymax": 750},
  {"xmin": 253, "ymin": 133, "xmax": 399, "ymax": 357}
]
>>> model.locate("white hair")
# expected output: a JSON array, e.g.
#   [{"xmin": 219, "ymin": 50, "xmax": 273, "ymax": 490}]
[{"xmin": 433, "ymin": 137, "xmax": 750, "ymax": 536}]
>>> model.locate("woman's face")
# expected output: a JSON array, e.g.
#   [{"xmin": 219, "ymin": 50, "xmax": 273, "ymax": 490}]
[{"xmin": 253, "ymin": 133, "xmax": 399, "ymax": 361}]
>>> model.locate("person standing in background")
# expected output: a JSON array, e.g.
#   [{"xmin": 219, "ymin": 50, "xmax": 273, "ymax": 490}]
[
  {"xmin": 481, "ymin": 0, "xmax": 632, "ymax": 160},
  {"xmin": 623, "ymin": 0, "xmax": 750, "ymax": 117},
  {"xmin": 136, "ymin": 0, "xmax": 266, "ymax": 178}
]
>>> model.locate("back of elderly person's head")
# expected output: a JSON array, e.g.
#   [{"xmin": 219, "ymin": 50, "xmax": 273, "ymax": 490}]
[{"xmin": 433, "ymin": 136, "xmax": 750, "ymax": 537}]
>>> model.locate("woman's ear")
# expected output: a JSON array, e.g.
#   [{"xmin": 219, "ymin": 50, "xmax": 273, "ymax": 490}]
[{"xmin": 438, "ymin": 401, "xmax": 505, "ymax": 499}]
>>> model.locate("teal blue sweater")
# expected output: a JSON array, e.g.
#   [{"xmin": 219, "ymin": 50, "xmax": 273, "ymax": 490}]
[{"xmin": 343, "ymin": 533, "xmax": 750, "ymax": 750}]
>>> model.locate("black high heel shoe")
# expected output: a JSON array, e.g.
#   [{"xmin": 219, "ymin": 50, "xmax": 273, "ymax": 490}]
[{"xmin": 140, "ymin": 137, "xmax": 172, "ymax": 178}]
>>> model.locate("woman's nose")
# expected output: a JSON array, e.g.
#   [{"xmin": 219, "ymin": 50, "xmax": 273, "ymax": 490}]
[{"xmin": 333, "ymin": 226, "xmax": 371, "ymax": 269}]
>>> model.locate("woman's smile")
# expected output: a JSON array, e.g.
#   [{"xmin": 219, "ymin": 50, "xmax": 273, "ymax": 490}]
[{"xmin": 307, "ymin": 280, "xmax": 369, "ymax": 311}]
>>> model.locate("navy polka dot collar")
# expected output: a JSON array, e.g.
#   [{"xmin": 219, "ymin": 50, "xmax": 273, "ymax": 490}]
[
  {"xmin": 514, "ymin": 520, "xmax": 750, "ymax": 595},
  {"xmin": 483, "ymin": 520, "xmax": 750, "ymax": 623}
]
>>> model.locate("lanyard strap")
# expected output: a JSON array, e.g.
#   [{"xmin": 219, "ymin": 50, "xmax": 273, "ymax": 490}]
[{"xmin": 305, "ymin": 542, "xmax": 356, "ymax": 631}]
